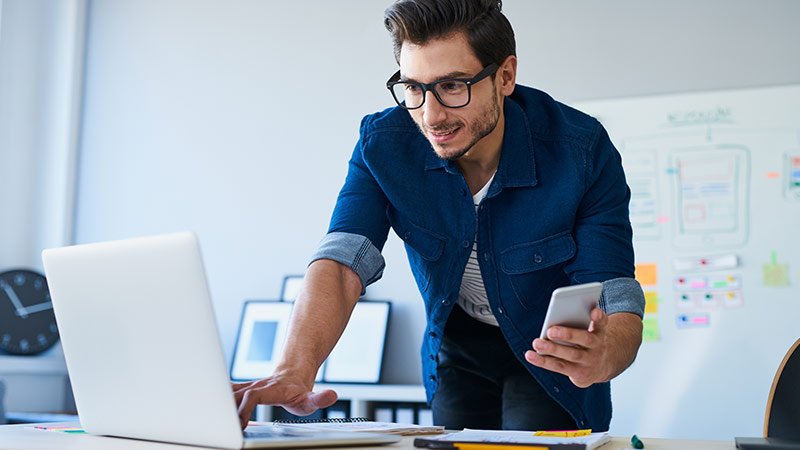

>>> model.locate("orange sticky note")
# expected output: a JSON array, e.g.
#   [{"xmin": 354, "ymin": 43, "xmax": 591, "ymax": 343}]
[
  {"xmin": 635, "ymin": 263, "xmax": 658, "ymax": 286},
  {"xmin": 766, "ymin": 172, "xmax": 780, "ymax": 179}
]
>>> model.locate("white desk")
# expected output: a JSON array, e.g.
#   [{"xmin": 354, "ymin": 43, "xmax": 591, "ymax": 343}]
[{"xmin": 0, "ymin": 422, "xmax": 737, "ymax": 449}]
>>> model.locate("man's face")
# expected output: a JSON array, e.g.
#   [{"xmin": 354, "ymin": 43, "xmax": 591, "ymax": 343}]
[{"xmin": 399, "ymin": 33, "xmax": 502, "ymax": 161}]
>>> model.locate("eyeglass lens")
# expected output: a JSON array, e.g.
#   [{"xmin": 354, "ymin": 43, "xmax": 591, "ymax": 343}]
[{"xmin": 390, "ymin": 80, "xmax": 470, "ymax": 109}]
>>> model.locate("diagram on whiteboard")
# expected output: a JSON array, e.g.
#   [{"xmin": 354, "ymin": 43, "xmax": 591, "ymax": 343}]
[
  {"xmin": 670, "ymin": 144, "xmax": 749, "ymax": 249},
  {"xmin": 784, "ymin": 154, "xmax": 800, "ymax": 200},
  {"xmin": 576, "ymin": 85, "xmax": 800, "ymax": 440}
]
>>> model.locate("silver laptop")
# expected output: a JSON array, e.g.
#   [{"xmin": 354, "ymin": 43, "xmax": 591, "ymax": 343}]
[{"xmin": 42, "ymin": 232, "xmax": 401, "ymax": 449}]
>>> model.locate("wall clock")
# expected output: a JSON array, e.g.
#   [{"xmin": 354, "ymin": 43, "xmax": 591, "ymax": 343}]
[{"xmin": 0, "ymin": 269, "xmax": 59, "ymax": 355}]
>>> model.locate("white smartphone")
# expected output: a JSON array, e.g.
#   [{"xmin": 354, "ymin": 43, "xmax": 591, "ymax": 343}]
[{"xmin": 539, "ymin": 282, "xmax": 603, "ymax": 345}]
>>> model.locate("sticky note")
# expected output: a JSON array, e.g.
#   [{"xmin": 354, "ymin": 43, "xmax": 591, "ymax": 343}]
[
  {"xmin": 635, "ymin": 263, "xmax": 657, "ymax": 286},
  {"xmin": 644, "ymin": 292, "xmax": 658, "ymax": 314},
  {"xmin": 763, "ymin": 263, "xmax": 790, "ymax": 287},
  {"xmin": 765, "ymin": 172, "xmax": 780, "ymax": 179},
  {"xmin": 763, "ymin": 252, "xmax": 790, "ymax": 287},
  {"xmin": 642, "ymin": 318, "xmax": 659, "ymax": 341}
]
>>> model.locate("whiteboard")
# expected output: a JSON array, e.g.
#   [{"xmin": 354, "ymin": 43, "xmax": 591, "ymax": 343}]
[{"xmin": 575, "ymin": 85, "xmax": 800, "ymax": 440}]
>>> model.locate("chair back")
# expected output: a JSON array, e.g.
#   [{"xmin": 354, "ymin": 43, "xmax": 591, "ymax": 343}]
[{"xmin": 764, "ymin": 337, "xmax": 800, "ymax": 439}]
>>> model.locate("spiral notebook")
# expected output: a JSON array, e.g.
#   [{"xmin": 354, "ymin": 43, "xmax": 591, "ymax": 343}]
[{"xmin": 269, "ymin": 417, "xmax": 444, "ymax": 436}]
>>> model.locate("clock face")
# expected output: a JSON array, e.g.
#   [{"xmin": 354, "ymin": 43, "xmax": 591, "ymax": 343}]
[{"xmin": 0, "ymin": 269, "xmax": 59, "ymax": 355}]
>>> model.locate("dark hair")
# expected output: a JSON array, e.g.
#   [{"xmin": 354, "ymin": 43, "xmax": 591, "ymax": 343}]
[{"xmin": 384, "ymin": 0, "xmax": 516, "ymax": 67}]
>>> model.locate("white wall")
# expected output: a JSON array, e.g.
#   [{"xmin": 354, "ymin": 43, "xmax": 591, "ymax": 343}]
[
  {"xmin": 73, "ymin": 0, "xmax": 422, "ymax": 383},
  {"xmin": 11, "ymin": 0, "xmax": 799, "ymax": 435},
  {"xmin": 0, "ymin": 0, "xmax": 85, "ymax": 267},
  {"xmin": 0, "ymin": 0, "xmax": 85, "ymax": 413}
]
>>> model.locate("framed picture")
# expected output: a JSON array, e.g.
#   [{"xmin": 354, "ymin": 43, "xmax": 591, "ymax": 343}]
[
  {"xmin": 280, "ymin": 275, "xmax": 304, "ymax": 302},
  {"xmin": 230, "ymin": 301, "xmax": 293, "ymax": 381},
  {"xmin": 322, "ymin": 300, "xmax": 391, "ymax": 383}
]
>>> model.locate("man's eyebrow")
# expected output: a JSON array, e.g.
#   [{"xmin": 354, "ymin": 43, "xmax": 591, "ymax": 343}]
[{"xmin": 401, "ymin": 70, "xmax": 473, "ymax": 83}]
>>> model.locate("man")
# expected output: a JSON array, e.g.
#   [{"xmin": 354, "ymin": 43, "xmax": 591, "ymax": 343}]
[{"xmin": 234, "ymin": 0, "xmax": 645, "ymax": 431}]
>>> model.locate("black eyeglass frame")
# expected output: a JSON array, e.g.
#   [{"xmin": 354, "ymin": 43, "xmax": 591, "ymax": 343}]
[{"xmin": 386, "ymin": 62, "xmax": 500, "ymax": 110}]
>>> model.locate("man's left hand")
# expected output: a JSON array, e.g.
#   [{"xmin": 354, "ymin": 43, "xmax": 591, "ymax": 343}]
[{"xmin": 524, "ymin": 307, "xmax": 610, "ymax": 388}]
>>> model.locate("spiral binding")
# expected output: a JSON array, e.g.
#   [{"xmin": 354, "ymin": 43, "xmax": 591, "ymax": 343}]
[{"xmin": 272, "ymin": 417, "xmax": 370, "ymax": 424}]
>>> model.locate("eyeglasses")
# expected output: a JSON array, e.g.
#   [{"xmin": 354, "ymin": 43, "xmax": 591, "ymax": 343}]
[{"xmin": 386, "ymin": 63, "xmax": 499, "ymax": 110}]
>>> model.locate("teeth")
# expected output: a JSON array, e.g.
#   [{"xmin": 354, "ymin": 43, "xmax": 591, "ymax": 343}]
[{"xmin": 433, "ymin": 129, "xmax": 455, "ymax": 136}]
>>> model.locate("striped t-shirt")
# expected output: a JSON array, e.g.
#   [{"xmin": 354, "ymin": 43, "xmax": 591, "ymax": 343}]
[{"xmin": 456, "ymin": 173, "xmax": 498, "ymax": 326}]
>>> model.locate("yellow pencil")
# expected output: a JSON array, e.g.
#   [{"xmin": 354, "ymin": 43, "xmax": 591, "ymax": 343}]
[
  {"xmin": 533, "ymin": 429, "xmax": 591, "ymax": 437},
  {"xmin": 453, "ymin": 444, "xmax": 548, "ymax": 450}
]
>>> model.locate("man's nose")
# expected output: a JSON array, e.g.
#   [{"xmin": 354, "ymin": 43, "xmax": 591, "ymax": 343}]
[{"xmin": 422, "ymin": 90, "xmax": 447, "ymax": 128}]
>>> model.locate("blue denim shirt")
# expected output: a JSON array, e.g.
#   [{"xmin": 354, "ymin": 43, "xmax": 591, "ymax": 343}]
[{"xmin": 311, "ymin": 85, "xmax": 645, "ymax": 431}]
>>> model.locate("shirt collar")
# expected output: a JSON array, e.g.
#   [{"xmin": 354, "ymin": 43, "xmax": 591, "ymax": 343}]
[{"xmin": 423, "ymin": 93, "xmax": 538, "ymax": 192}]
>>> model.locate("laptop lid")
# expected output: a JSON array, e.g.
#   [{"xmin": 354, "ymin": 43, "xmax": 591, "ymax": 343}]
[
  {"xmin": 43, "ymin": 232, "xmax": 246, "ymax": 448},
  {"xmin": 42, "ymin": 232, "xmax": 401, "ymax": 449}
]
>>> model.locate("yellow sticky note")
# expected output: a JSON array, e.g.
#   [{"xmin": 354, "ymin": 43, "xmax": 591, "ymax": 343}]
[
  {"xmin": 763, "ymin": 264, "xmax": 790, "ymax": 287},
  {"xmin": 635, "ymin": 263, "xmax": 658, "ymax": 286},
  {"xmin": 642, "ymin": 318, "xmax": 659, "ymax": 341},
  {"xmin": 644, "ymin": 292, "xmax": 658, "ymax": 314}
]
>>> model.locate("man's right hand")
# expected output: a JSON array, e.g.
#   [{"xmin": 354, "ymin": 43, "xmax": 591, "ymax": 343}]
[{"xmin": 232, "ymin": 372, "xmax": 338, "ymax": 430}]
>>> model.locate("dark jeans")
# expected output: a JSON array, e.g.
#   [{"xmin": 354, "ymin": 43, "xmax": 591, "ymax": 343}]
[{"xmin": 431, "ymin": 306, "xmax": 577, "ymax": 431}]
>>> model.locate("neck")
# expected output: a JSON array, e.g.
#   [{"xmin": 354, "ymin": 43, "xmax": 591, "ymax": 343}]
[{"xmin": 456, "ymin": 111, "xmax": 505, "ymax": 194}]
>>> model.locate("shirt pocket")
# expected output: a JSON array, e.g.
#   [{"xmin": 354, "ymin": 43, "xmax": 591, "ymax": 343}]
[
  {"xmin": 388, "ymin": 209, "xmax": 446, "ymax": 292},
  {"xmin": 500, "ymin": 231, "xmax": 576, "ymax": 310}
]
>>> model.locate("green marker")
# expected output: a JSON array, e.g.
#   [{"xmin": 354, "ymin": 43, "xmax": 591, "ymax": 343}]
[{"xmin": 631, "ymin": 434, "xmax": 644, "ymax": 449}]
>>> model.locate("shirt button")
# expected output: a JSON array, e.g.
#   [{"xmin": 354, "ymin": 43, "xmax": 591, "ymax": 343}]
[
  {"xmin": 534, "ymin": 254, "xmax": 543, "ymax": 263},
  {"xmin": 429, "ymin": 354, "xmax": 436, "ymax": 361},
  {"xmin": 483, "ymin": 252, "xmax": 489, "ymax": 261},
  {"xmin": 553, "ymin": 386, "xmax": 560, "ymax": 393},
  {"xmin": 428, "ymin": 331, "xmax": 437, "ymax": 338},
  {"xmin": 461, "ymin": 240, "xmax": 470, "ymax": 248},
  {"xmin": 429, "ymin": 375, "xmax": 437, "ymax": 381},
  {"xmin": 497, "ymin": 307, "xmax": 504, "ymax": 315},
  {"xmin": 441, "ymin": 299, "xmax": 451, "ymax": 306},
  {"xmin": 404, "ymin": 231, "xmax": 412, "ymax": 240}
]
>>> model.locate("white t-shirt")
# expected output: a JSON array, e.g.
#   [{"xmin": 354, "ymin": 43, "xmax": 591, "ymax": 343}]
[{"xmin": 456, "ymin": 173, "xmax": 499, "ymax": 326}]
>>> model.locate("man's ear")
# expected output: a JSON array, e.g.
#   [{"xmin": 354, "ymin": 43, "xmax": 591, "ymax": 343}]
[{"xmin": 498, "ymin": 55, "xmax": 517, "ymax": 96}]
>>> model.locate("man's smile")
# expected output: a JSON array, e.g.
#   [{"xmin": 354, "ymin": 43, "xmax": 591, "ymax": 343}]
[{"xmin": 426, "ymin": 126, "xmax": 461, "ymax": 143}]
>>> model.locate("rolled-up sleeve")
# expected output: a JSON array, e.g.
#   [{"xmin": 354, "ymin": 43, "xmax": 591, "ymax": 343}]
[
  {"xmin": 599, "ymin": 277, "xmax": 645, "ymax": 318},
  {"xmin": 309, "ymin": 232, "xmax": 386, "ymax": 295}
]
